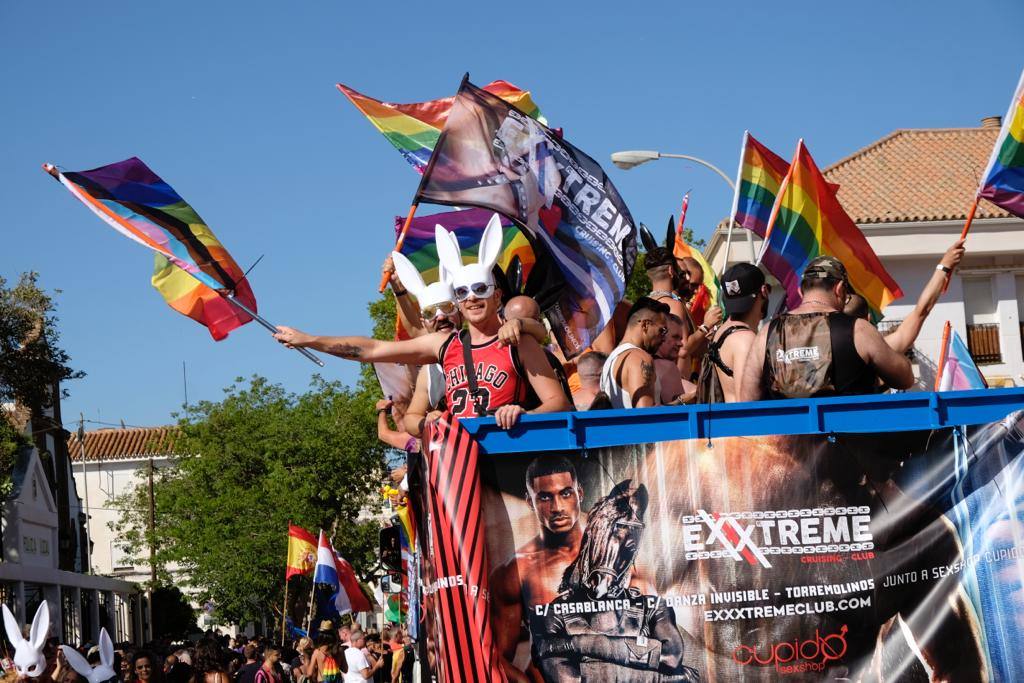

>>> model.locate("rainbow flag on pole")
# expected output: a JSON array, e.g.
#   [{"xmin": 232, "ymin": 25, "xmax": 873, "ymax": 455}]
[
  {"xmin": 337, "ymin": 81, "xmax": 546, "ymax": 173},
  {"xmin": 731, "ymin": 131, "xmax": 791, "ymax": 238},
  {"xmin": 759, "ymin": 140, "xmax": 902, "ymax": 319},
  {"xmin": 979, "ymin": 68, "xmax": 1024, "ymax": 219},
  {"xmin": 48, "ymin": 157, "xmax": 257, "ymax": 339}
]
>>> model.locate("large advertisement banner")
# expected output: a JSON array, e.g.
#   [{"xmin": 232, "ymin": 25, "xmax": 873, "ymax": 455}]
[{"xmin": 422, "ymin": 412, "xmax": 1024, "ymax": 681}]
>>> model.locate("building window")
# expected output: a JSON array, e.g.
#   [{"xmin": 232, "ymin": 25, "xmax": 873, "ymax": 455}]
[
  {"xmin": 23, "ymin": 537, "xmax": 36, "ymax": 553},
  {"xmin": 963, "ymin": 278, "xmax": 1002, "ymax": 365},
  {"xmin": 40, "ymin": 539, "xmax": 49, "ymax": 556}
]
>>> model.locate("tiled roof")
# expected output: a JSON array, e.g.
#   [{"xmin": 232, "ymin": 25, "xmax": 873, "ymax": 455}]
[
  {"xmin": 67, "ymin": 426, "xmax": 181, "ymax": 461},
  {"xmin": 823, "ymin": 125, "xmax": 1015, "ymax": 225}
]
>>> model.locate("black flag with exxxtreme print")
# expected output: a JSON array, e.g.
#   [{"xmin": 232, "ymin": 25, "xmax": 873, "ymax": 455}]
[{"xmin": 416, "ymin": 76, "xmax": 638, "ymax": 359}]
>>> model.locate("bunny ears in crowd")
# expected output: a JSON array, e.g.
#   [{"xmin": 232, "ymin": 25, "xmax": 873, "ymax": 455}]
[{"xmin": 3, "ymin": 602, "xmax": 116, "ymax": 682}]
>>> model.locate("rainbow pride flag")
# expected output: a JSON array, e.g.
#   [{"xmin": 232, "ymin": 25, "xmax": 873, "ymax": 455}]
[
  {"xmin": 759, "ymin": 141, "xmax": 902, "ymax": 319},
  {"xmin": 49, "ymin": 157, "xmax": 256, "ymax": 339},
  {"xmin": 979, "ymin": 68, "xmax": 1024, "ymax": 219},
  {"xmin": 731, "ymin": 131, "xmax": 790, "ymax": 237},
  {"xmin": 151, "ymin": 253, "xmax": 254, "ymax": 340},
  {"xmin": 338, "ymin": 80, "xmax": 546, "ymax": 173}
]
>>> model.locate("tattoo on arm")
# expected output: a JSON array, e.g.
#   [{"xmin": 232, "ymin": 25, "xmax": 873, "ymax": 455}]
[
  {"xmin": 641, "ymin": 360, "xmax": 655, "ymax": 386},
  {"xmin": 335, "ymin": 344, "xmax": 363, "ymax": 359}
]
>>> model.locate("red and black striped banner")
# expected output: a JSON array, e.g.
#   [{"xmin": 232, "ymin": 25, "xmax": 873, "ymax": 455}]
[{"xmin": 422, "ymin": 417, "xmax": 505, "ymax": 682}]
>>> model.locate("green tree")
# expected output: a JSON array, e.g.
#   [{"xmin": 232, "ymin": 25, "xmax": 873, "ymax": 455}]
[
  {"xmin": 112, "ymin": 375, "xmax": 387, "ymax": 625},
  {"xmin": 151, "ymin": 586, "xmax": 198, "ymax": 639},
  {"xmin": 0, "ymin": 272, "xmax": 83, "ymax": 411},
  {"xmin": 1, "ymin": 272, "xmax": 82, "ymax": 494}
]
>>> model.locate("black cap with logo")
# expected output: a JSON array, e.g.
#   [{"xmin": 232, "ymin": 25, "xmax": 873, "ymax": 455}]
[{"xmin": 721, "ymin": 263, "xmax": 766, "ymax": 315}]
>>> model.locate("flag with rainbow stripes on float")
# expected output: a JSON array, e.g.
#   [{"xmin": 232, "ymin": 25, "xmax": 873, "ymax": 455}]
[
  {"xmin": 731, "ymin": 131, "xmax": 791, "ymax": 238},
  {"xmin": 758, "ymin": 140, "xmax": 902, "ymax": 320},
  {"xmin": 979, "ymin": 68, "xmax": 1024, "ymax": 219},
  {"xmin": 337, "ymin": 80, "xmax": 546, "ymax": 173}
]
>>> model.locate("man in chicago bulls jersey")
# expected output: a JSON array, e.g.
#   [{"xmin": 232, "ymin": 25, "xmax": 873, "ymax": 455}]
[{"xmin": 274, "ymin": 214, "xmax": 570, "ymax": 429}]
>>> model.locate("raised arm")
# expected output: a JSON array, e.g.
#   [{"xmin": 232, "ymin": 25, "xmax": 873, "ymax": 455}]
[
  {"xmin": 737, "ymin": 325, "xmax": 770, "ymax": 402},
  {"xmin": 885, "ymin": 240, "xmax": 965, "ymax": 354},
  {"xmin": 854, "ymin": 318, "xmax": 915, "ymax": 390},
  {"xmin": 679, "ymin": 306, "xmax": 723, "ymax": 372},
  {"xmin": 383, "ymin": 255, "xmax": 428, "ymax": 339},
  {"xmin": 273, "ymin": 327, "xmax": 445, "ymax": 365}
]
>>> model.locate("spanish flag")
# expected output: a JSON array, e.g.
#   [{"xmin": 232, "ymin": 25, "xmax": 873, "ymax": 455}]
[{"xmin": 286, "ymin": 524, "xmax": 317, "ymax": 579}]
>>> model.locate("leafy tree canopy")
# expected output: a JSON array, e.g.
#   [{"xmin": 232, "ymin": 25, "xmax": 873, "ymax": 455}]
[
  {"xmin": 0, "ymin": 272, "xmax": 83, "ymax": 411},
  {"xmin": 113, "ymin": 375, "xmax": 388, "ymax": 625}
]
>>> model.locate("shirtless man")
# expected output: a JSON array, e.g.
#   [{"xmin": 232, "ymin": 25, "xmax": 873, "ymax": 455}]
[
  {"xmin": 699, "ymin": 263, "xmax": 770, "ymax": 403},
  {"xmin": 490, "ymin": 456, "xmax": 585, "ymax": 682},
  {"xmin": 655, "ymin": 314, "xmax": 695, "ymax": 404}
]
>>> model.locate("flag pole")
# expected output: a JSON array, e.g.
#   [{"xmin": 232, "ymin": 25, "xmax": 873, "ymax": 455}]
[
  {"xmin": 224, "ymin": 294, "xmax": 325, "ymax": 367},
  {"xmin": 935, "ymin": 320, "xmax": 952, "ymax": 391},
  {"xmin": 377, "ymin": 77, "xmax": 461, "ymax": 293},
  {"xmin": 941, "ymin": 195, "xmax": 979, "ymax": 294},
  {"xmin": 722, "ymin": 218, "xmax": 737, "ymax": 275},
  {"xmin": 282, "ymin": 578, "xmax": 290, "ymax": 646},
  {"xmin": 722, "ymin": 132, "xmax": 747, "ymax": 276},
  {"xmin": 282, "ymin": 522, "xmax": 291, "ymax": 646},
  {"xmin": 380, "ymin": 200, "xmax": 419, "ymax": 290}
]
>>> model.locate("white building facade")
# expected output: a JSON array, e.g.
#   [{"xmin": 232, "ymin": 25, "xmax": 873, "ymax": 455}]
[
  {"xmin": 68, "ymin": 426, "xmax": 224, "ymax": 633},
  {"xmin": 706, "ymin": 119, "xmax": 1024, "ymax": 387},
  {"xmin": 1, "ymin": 403, "xmax": 144, "ymax": 646}
]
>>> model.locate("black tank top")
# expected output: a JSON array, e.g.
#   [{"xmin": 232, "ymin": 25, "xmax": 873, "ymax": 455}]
[{"xmin": 763, "ymin": 311, "xmax": 877, "ymax": 399}]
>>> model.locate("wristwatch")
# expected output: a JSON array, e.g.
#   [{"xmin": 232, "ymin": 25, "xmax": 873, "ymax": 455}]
[{"xmin": 936, "ymin": 264, "xmax": 952, "ymax": 274}]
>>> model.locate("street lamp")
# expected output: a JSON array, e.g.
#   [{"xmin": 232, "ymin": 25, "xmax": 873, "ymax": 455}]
[
  {"xmin": 611, "ymin": 149, "xmax": 757, "ymax": 264},
  {"xmin": 610, "ymin": 150, "xmax": 735, "ymax": 191}
]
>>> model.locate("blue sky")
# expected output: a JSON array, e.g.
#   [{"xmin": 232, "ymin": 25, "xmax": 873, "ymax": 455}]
[{"xmin": 2, "ymin": 0, "xmax": 1020, "ymax": 428}]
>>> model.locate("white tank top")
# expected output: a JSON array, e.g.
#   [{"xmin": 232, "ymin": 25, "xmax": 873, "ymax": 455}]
[
  {"xmin": 426, "ymin": 363, "xmax": 445, "ymax": 409},
  {"xmin": 600, "ymin": 343, "xmax": 642, "ymax": 409}
]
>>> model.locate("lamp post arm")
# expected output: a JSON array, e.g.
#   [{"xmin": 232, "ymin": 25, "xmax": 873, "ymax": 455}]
[{"xmin": 658, "ymin": 153, "xmax": 735, "ymax": 191}]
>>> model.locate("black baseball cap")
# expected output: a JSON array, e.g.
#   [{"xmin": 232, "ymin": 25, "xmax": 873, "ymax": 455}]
[{"xmin": 721, "ymin": 263, "xmax": 766, "ymax": 315}]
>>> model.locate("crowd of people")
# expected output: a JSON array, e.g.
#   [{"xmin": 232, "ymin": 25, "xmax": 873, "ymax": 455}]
[
  {"xmin": 39, "ymin": 624, "xmax": 416, "ymax": 683},
  {"xmin": 271, "ymin": 217, "xmax": 967, "ymax": 439}
]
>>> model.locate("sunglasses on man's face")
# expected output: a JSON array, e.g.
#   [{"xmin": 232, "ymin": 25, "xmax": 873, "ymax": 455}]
[
  {"xmin": 454, "ymin": 282, "xmax": 494, "ymax": 302},
  {"xmin": 421, "ymin": 301, "xmax": 457, "ymax": 320}
]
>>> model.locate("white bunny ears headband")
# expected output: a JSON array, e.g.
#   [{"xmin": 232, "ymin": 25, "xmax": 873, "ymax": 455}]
[
  {"xmin": 61, "ymin": 628, "xmax": 116, "ymax": 683},
  {"xmin": 2, "ymin": 601, "xmax": 116, "ymax": 682},
  {"xmin": 2, "ymin": 602, "xmax": 49, "ymax": 678},
  {"xmin": 390, "ymin": 212, "xmax": 505, "ymax": 307}
]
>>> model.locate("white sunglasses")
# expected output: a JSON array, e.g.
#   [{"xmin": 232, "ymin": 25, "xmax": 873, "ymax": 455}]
[{"xmin": 454, "ymin": 282, "xmax": 495, "ymax": 302}]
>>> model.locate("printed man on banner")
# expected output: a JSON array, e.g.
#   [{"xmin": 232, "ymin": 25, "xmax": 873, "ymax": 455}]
[
  {"xmin": 490, "ymin": 456, "xmax": 586, "ymax": 681},
  {"xmin": 530, "ymin": 479, "xmax": 699, "ymax": 682}
]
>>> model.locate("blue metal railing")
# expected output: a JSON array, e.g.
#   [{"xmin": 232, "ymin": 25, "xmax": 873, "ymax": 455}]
[{"xmin": 461, "ymin": 387, "xmax": 1024, "ymax": 454}]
